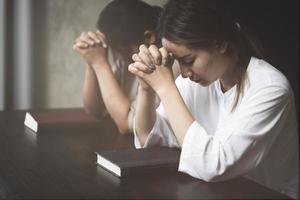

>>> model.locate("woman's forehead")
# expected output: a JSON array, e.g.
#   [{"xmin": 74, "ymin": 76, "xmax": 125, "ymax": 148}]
[{"xmin": 162, "ymin": 38, "xmax": 192, "ymax": 57}]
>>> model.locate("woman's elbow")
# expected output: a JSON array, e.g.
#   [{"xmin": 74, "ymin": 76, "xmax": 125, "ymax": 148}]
[
  {"xmin": 181, "ymin": 159, "xmax": 229, "ymax": 182},
  {"xmin": 201, "ymin": 161, "xmax": 232, "ymax": 182},
  {"xmin": 117, "ymin": 123, "xmax": 130, "ymax": 135},
  {"xmin": 187, "ymin": 170, "xmax": 227, "ymax": 183},
  {"xmin": 115, "ymin": 115, "xmax": 130, "ymax": 135},
  {"xmin": 84, "ymin": 107, "xmax": 103, "ymax": 119},
  {"xmin": 115, "ymin": 111, "xmax": 132, "ymax": 135},
  {"xmin": 201, "ymin": 173, "xmax": 223, "ymax": 182}
]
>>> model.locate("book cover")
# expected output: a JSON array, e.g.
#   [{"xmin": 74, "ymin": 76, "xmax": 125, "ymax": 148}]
[
  {"xmin": 24, "ymin": 109, "xmax": 100, "ymax": 133},
  {"xmin": 96, "ymin": 147, "xmax": 181, "ymax": 177}
]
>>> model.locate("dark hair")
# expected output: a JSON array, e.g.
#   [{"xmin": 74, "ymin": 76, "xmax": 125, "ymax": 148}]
[
  {"xmin": 97, "ymin": 0, "xmax": 161, "ymax": 51},
  {"xmin": 158, "ymin": 0, "xmax": 265, "ymax": 111}
]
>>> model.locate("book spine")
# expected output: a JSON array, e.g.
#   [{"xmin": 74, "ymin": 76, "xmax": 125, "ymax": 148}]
[{"xmin": 121, "ymin": 163, "xmax": 179, "ymax": 177}]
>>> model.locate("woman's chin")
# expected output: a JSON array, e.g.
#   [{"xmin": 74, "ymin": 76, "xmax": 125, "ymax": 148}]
[{"xmin": 198, "ymin": 80, "xmax": 211, "ymax": 87}]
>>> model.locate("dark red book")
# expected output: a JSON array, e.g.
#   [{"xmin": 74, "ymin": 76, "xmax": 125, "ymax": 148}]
[{"xmin": 24, "ymin": 109, "xmax": 100, "ymax": 133}]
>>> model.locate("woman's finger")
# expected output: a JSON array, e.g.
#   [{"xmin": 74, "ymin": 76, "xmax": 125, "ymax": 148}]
[
  {"xmin": 132, "ymin": 53, "xmax": 156, "ymax": 71},
  {"xmin": 80, "ymin": 32, "xmax": 95, "ymax": 46},
  {"xmin": 73, "ymin": 44, "xmax": 84, "ymax": 53},
  {"xmin": 148, "ymin": 45, "xmax": 161, "ymax": 65},
  {"xmin": 139, "ymin": 44, "xmax": 149, "ymax": 53},
  {"xmin": 128, "ymin": 63, "xmax": 146, "ymax": 77},
  {"xmin": 133, "ymin": 61, "xmax": 154, "ymax": 74},
  {"xmin": 138, "ymin": 51, "xmax": 153, "ymax": 68},
  {"xmin": 132, "ymin": 53, "xmax": 143, "ymax": 62},
  {"xmin": 88, "ymin": 32, "xmax": 101, "ymax": 44},
  {"xmin": 76, "ymin": 37, "xmax": 89, "ymax": 47},
  {"xmin": 159, "ymin": 47, "xmax": 173, "ymax": 67},
  {"xmin": 75, "ymin": 41, "xmax": 89, "ymax": 48},
  {"xmin": 96, "ymin": 30, "xmax": 108, "ymax": 48},
  {"xmin": 139, "ymin": 44, "xmax": 155, "ymax": 64},
  {"xmin": 159, "ymin": 47, "xmax": 169, "ymax": 66}
]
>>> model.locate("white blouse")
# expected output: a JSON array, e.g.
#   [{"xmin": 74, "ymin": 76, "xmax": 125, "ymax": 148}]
[{"xmin": 134, "ymin": 57, "xmax": 298, "ymax": 198}]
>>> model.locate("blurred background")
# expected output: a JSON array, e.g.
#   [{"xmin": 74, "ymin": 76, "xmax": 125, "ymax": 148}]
[
  {"xmin": 0, "ymin": 0, "xmax": 167, "ymax": 110},
  {"xmin": 0, "ymin": 0, "xmax": 298, "ymax": 116}
]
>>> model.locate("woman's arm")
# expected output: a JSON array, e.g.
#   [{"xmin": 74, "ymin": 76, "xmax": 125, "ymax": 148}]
[
  {"xmin": 134, "ymin": 83, "xmax": 157, "ymax": 146},
  {"xmin": 92, "ymin": 59, "xmax": 131, "ymax": 134},
  {"xmin": 82, "ymin": 64, "xmax": 105, "ymax": 118},
  {"xmin": 129, "ymin": 45, "xmax": 194, "ymax": 145},
  {"xmin": 156, "ymin": 83, "xmax": 194, "ymax": 145},
  {"xmin": 74, "ymin": 31, "xmax": 131, "ymax": 134}
]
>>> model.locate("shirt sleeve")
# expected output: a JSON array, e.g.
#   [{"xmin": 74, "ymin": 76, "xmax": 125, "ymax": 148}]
[
  {"xmin": 133, "ymin": 77, "xmax": 188, "ymax": 148},
  {"xmin": 133, "ymin": 103, "xmax": 180, "ymax": 149},
  {"xmin": 179, "ymin": 86, "xmax": 292, "ymax": 182},
  {"xmin": 130, "ymin": 91, "xmax": 162, "ymax": 134}
]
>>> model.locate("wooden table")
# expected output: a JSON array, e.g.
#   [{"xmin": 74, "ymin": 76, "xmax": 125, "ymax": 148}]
[{"xmin": 0, "ymin": 109, "xmax": 291, "ymax": 199}]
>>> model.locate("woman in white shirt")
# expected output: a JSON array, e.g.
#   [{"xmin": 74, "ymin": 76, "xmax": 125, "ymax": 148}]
[{"xmin": 128, "ymin": 0, "xmax": 298, "ymax": 198}]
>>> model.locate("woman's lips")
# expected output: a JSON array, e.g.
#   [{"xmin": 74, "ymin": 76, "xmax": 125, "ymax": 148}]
[
  {"xmin": 189, "ymin": 76, "xmax": 208, "ymax": 85},
  {"xmin": 195, "ymin": 79, "xmax": 209, "ymax": 86},
  {"xmin": 191, "ymin": 78, "xmax": 201, "ymax": 83}
]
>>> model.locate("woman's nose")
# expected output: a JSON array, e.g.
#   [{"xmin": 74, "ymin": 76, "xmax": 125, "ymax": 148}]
[{"xmin": 181, "ymin": 67, "xmax": 193, "ymax": 78}]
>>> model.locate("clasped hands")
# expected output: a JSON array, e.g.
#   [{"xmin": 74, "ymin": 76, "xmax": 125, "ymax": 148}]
[
  {"xmin": 73, "ymin": 31, "xmax": 108, "ymax": 67},
  {"xmin": 129, "ymin": 44, "xmax": 175, "ymax": 96}
]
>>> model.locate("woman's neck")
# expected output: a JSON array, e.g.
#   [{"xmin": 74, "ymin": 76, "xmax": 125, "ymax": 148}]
[{"xmin": 220, "ymin": 55, "xmax": 241, "ymax": 93}]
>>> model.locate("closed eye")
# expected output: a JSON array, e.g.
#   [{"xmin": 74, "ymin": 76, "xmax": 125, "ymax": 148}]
[{"xmin": 180, "ymin": 59, "xmax": 194, "ymax": 66}]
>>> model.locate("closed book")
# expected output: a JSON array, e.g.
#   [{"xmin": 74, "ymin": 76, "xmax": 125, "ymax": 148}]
[
  {"xmin": 96, "ymin": 147, "xmax": 180, "ymax": 177},
  {"xmin": 24, "ymin": 109, "xmax": 100, "ymax": 133}
]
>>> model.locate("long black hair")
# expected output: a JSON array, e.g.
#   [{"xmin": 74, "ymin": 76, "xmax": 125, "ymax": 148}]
[
  {"xmin": 157, "ymin": 0, "xmax": 265, "ymax": 111},
  {"xmin": 97, "ymin": 0, "xmax": 161, "ymax": 54}
]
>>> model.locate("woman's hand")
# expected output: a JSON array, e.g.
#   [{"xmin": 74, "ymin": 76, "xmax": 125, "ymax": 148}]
[
  {"xmin": 73, "ymin": 31, "xmax": 108, "ymax": 67},
  {"xmin": 128, "ymin": 44, "xmax": 175, "ymax": 97}
]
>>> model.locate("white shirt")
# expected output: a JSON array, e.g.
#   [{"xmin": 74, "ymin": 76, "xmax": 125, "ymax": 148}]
[{"xmin": 134, "ymin": 57, "xmax": 299, "ymax": 198}]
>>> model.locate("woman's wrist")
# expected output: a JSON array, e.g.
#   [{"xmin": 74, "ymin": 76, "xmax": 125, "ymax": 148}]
[
  {"xmin": 138, "ymin": 85, "xmax": 156, "ymax": 98},
  {"xmin": 91, "ymin": 59, "xmax": 110, "ymax": 72},
  {"xmin": 156, "ymin": 82, "xmax": 177, "ymax": 99},
  {"xmin": 86, "ymin": 64, "xmax": 94, "ymax": 72}
]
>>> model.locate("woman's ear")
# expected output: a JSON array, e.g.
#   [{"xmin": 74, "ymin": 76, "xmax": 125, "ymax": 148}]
[
  {"xmin": 218, "ymin": 41, "xmax": 228, "ymax": 54},
  {"xmin": 213, "ymin": 40, "xmax": 228, "ymax": 54},
  {"xmin": 143, "ymin": 30, "xmax": 156, "ymax": 46}
]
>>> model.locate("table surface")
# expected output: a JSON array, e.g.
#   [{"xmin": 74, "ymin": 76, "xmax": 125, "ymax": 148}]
[{"xmin": 0, "ymin": 109, "xmax": 291, "ymax": 199}]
